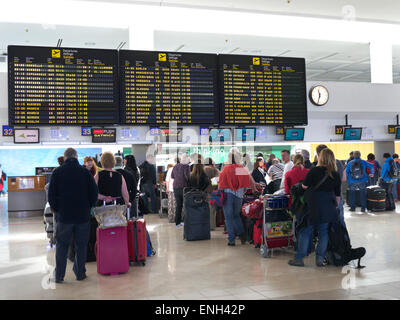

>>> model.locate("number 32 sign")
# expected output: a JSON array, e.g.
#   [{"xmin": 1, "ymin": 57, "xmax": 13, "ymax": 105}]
[{"xmin": 2, "ymin": 125, "xmax": 14, "ymax": 137}]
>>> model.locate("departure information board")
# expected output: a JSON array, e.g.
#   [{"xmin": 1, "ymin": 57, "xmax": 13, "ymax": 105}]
[
  {"xmin": 8, "ymin": 45, "xmax": 119, "ymax": 126},
  {"xmin": 119, "ymin": 50, "xmax": 218, "ymax": 125},
  {"xmin": 219, "ymin": 54, "xmax": 307, "ymax": 125}
]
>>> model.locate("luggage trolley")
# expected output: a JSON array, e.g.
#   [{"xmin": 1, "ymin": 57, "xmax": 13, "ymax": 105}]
[{"xmin": 259, "ymin": 195, "xmax": 295, "ymax": 258}]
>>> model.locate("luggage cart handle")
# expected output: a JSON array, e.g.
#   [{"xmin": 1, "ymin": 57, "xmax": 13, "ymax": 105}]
[{"xmin": 103, "ymin": 197, "xmax": 118, "ymax": 206}]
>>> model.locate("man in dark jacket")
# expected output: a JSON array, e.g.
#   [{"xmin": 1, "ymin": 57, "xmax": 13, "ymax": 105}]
[
  {"xmin": 48, "ymin": 148, "xmax": 98, "ymax": 283},
  {"xmin": 115, "ymin": 156, "xmax": 137, "ymax": 215},
  {"xmin": 139, "ymin": 155, "xmax": 158, "ymax": 213}
]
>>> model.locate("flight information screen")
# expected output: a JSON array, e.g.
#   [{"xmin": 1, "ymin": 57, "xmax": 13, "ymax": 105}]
[
  {"xmin": 119, "ymin": 50, "xmax": 218, "ymax": 125},
  {"xmin": 8, "ymin": 45, "xmax": 119, "ymax": 126},
  {"xmin": 219, "ymin": 54, "xmax": 307, "ymax": 125}
]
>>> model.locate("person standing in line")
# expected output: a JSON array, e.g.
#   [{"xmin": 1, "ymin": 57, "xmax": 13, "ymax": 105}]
[
  {"xmin": 48, "ymin": 148, "xmax": 98, "ymax": 283},
  {"xmin": 279, "ymin": 149, "xmax": 294, "ymax": 190},
  {"xmin": 284, "ymin": 154, "xmax": 309, "ymax": 207},
  {"xmin": 252, "ymin": 157, "xmax": 267, "ymax": 193},
  {"xmin": 301, "ymin": 149, "xmax": 314, "ymax": 170},
  {"xmin": 345, "ymin": 151, "xmax": 374, "ymax": 213},
  {"xmin": 95, "ymin": 152, "xmax": 131, "ymax": 207},
  {"xmin": 165, "ymin": 162, "xmax": 176, "ymax": 223},
  {"xmin": 83, "ymin": 156, "xmax": 97, "ymax": 177},
  {"xmin": 288, "ymin": 148, "xmax": 341, "ymax": 267},
  {"xmin": 115, "ymin": 156, "xmax": 136, "ymax": 211},
  {"xmin": 366, "ymin": 153, "xmax": 381, "ymax": 186},
  {"xmin": 315, "ymin": 145, "xmax": 346, "ymax": 227},
  {"xmin": 391, "ymin": 153, "xmax": 400, "ymax": 201},
  {"xmin": 267, "ymin": 159, "xmax": 285, "ymax": 194},
  {"xmin": 171, "ymin": 154, "xmax": 191, "ymax": 229},
  {"xmin": 380, "ymin": 153, "xmax": 398, "ymax": 211},
  {"xmin": 139, "ymin": 155, "xmax": 158, "ymax": 214},
  {"xmin": 267, "ymin": 154, "xmax": 276, "ymax": 169},
  {"xmin": 242, "ymin": 153, "xmax": 254, "ymax": 174},
  {"xmin": 346, "ymin": 151, "xmax": 355, "ymax": 167},
  {"xmin": 57, "ymin": 156, "xmax": 65, "ymax": 167},
  {"xmin": 124, "ymin": 154, "xmax": 140, "ymax": 216},
  {"xmin": 204, "ymin": 157, "xmax": 220, "ymax": 230},
  {"xmin": 218, "ymin": 150, "xmax": 257, "ymax": 246}
]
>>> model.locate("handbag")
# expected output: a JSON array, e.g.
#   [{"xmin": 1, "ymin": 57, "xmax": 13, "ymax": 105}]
[
  {"xmin": 209, "ymin": 190, "xmax": 226, "ymax": 207},
  {"xmin": 304, "ymin": 174, "xmax": 329, "ymax": 205},
  {"xmin": 94, "ymin": 201, "xmax": 128, "ymax": 229}
]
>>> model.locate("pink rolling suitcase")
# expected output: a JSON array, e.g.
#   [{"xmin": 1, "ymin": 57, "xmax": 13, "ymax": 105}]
[{"xmin": 96, "ymin": 226, "xmax": 130, "ymax": 275}]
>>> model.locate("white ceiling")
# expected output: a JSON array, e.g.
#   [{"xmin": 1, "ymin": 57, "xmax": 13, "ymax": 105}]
[
  {"xmin": 155, "ymin": 31, "xmax": 372, "ymax": 82},
  {"xmin": 74, "ymin": 0, "xmax": 400, "ymax": 25},
  {"xmin": 0, "ymin": 22, "xmax": 129, "ymax": 54}
]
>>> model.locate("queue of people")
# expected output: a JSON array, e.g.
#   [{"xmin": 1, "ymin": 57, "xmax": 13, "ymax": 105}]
[{"xmin": 47, "ymin": 146, "xmax": 399, "ymax": 281}]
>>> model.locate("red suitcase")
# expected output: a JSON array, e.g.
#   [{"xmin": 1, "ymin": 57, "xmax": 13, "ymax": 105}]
[
  {"xmin": 127, "ymin": 219, "xmax": 147, "ymax": 266},
  {"xmin": 96, "ymin": 226, "xmax": 130, "ymax": 275}
]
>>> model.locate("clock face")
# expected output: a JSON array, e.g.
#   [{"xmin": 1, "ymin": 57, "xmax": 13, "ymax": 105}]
[{"xmin": 310, "ymin": 85, "xmax": 329, "ymax": 106}]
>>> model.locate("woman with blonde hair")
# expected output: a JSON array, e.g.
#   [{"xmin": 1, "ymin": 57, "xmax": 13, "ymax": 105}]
[
  {"xmin": 289, "ymin": 148, "xmax": 341, "ymax": 267},
  {"xmin": 94, "ymin": 152, "xmax": 131, "ymax": 208}
]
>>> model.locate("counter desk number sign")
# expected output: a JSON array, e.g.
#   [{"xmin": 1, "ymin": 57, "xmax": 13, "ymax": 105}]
[
  {"xmin": 276, "ymin": 127, "xmax": 284, "ymax": 135},
  {"xmin": 2, "ymin": 125, "xmax": 14, "ymax": 137},
  {"xmin": 81, "ymin": 127, "xmax": 92, "ymax": 136},
  {"xmin": 335, "ymin": 126, "xmax": 344, "ymax": 135}
]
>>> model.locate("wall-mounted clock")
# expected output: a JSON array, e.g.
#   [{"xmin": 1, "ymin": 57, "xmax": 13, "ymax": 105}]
[{"xmin": 309, "ymin": 85, "xmax": 329, "ymax": 106}]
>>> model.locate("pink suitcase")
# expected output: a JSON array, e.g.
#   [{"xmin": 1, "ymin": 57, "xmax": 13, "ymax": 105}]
[{"xmin": 96, "ymin": 226, "xmax": 130, "ymax": 275}]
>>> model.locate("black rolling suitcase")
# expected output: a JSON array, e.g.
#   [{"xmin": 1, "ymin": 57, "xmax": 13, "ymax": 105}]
[
  {"xmin": 346, "ymin": 188, "xmax": 361, "ymax": 207},
  {"xmin": 183, "ymin": 188, "xmax": 210, "ymax": 241},
  {"xmin": 68, "ymin": 216, "xmax": 98, "ymax": 263},
  {"xmin": 366, "ymin": 185, "xmax": 386, "ymax": 212}
]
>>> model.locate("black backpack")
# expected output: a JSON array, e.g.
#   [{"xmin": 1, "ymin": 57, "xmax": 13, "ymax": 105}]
[
  {"xmin": 351, "ymin": 160, "xmax": 364, "ymax": 180},
  {"xmin": 326, "ymin": 221, "xmax": 366, "ymax": 268},
  {"xmin": 388, "ymin": 160, "xmax": 400, "ymax": 178}
]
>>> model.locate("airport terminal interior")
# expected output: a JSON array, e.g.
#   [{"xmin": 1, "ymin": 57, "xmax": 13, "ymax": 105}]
[{"xmin": 1, "ymin": 0, "xmax": 400, "ymax": 301}]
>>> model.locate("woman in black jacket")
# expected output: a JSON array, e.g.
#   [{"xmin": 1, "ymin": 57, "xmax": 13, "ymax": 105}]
[
  {"xmin": 251, "ymin": 157, "xmax": 267, "ymax": 193},
  {"xmin": 288, "ymin": 148, "xmax": 341, "ymax": 268}
]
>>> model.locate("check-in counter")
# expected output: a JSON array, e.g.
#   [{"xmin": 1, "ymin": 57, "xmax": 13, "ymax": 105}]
[{"xmin": 8, "ymin": 176, "xmax": 46, "ymax": 212}]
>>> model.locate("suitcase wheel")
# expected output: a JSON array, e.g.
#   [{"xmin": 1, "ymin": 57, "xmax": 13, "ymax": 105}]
[
  {"xmin": 142, "ymin": 261, "xmax": 146, "ymax": 266},
  {"xmin": 260, "ymin": 245, "xmax": 269, "ymax": 258}
]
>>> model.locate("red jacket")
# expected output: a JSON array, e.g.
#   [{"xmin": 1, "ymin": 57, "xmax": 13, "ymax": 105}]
[
  {"xmin": 218, "ymin": 164, "xmax": 252, "ymax": 191},
  {"xmin": 284, "ymin": 166, "xmax": 309, "ymax": 206}
]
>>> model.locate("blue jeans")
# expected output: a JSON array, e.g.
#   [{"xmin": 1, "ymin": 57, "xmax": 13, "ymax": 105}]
[
  {"xmin": 392, "ymin": 180, "xmax": 399, "ymax": 201},
  {"xmin": 223, "ymin": 192, "xmax": 245, "ymax": 244},
  {"xmin": 295, "ymin": 223, "xmax": 329, "ymax": 262},
  {"xmin": 142, "ymin": 182, "xmax": 157, "ymax": 213},
  {"xmin": 348, "ymin": 182, "xmax": 367, "ymax": 211},
  {"xmin": 55, "ymin": 221, "xmax": 90, "ymax": 281}
]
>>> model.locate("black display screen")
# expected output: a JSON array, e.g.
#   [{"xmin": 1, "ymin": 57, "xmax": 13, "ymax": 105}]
[
  {"xmin": 119, "ymin": 50, "xmax": 218, "ymax": 125},
  {"xmin": 8, "ymin": 45, "xmax": 119, "ymax": 126},
  {"xmin": 218, "ymin": 54, "xmax": 307, "ymax": 125},
  {"xmin": 91, "ymin": 128, "xmax": 116, "ymax": 143}
]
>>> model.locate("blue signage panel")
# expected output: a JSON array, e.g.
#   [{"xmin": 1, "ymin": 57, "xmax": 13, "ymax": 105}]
[
  {"xmin": 2, "ymin": 125, "xmax": 14, "ymax": 137},
  {"xmin": 81, "ymin": 127, "xmax": 92, "ymax": 136}
]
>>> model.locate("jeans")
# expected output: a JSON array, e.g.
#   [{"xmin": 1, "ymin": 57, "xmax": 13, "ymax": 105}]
[
  {"xmin": 295, "ymin": 223, "xmax": 329, "ymax": 262},
  {"xmin": 380, "ymin": 180, "xmax": 395, "ymax": 210},
  {"xmin": 348, "ymin": 182, "xmax": 367, "ymax": 211},
  {"xmin": 223, "ymin": 192, "xmax": 245, "ymax": 244},
  {"xmin": 55, "ymin": 221, "xmax": 90, "ymax": 281},
  {"xmin": 142, "ymin": 182, "xmax": 157, "ymax": 213},
  {"xmin": 174, "ymin": 188, "xmax": 184, "ymax": 226},
  {"xmin": 392, "ymin": 180, "xmax": 399, "ymax": 201}
]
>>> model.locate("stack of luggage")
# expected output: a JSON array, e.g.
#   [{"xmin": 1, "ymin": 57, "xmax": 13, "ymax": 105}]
[{"xmin": 366, "ymin": 185, "xmax": 386, "ymax": 212}]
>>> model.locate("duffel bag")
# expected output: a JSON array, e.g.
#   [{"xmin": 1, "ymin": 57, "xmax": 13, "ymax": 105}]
[{"xmin": 242, "ymin": 199, "xmax": 264, "ymax": 219}]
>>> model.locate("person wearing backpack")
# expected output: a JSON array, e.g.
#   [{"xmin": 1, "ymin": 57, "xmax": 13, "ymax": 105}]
[
  {"xmin": 366, "ymin": 153, "xmax": 381, "ymax": 186},
  {"xmin": 139, "ymin": 155, "xmax": 158, "ymax": 214},
  {"xmin": 391, "ymin": 154, "xmax": 400, "ymax": 202},
  {"xmin": 345, "ymin": 151, "xmax": 374, "ymax": 212},
  {"xmin": 380, "ymin": 153, "xmax": 398, "ymax": 211}
]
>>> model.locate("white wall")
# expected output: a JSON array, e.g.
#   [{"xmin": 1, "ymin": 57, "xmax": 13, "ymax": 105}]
[{"xmin": 0, "ymin": 71, "xmax": 398, "ymax": 145}]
